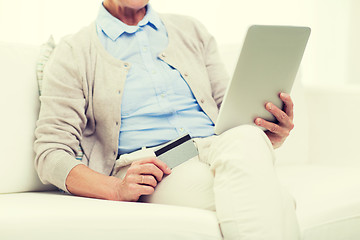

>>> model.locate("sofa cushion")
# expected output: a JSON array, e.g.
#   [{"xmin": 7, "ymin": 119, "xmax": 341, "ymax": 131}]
[
  {"xmin": 276, "ymin": 165, "xmax": 360, "ymax": 240},
  {"xmin": 0, "ymin": 191, "xmax": 222, "ymax": 240},
  {"xmin": 0, "ymin": 42, "xmax": 55, "ymax": 193}
]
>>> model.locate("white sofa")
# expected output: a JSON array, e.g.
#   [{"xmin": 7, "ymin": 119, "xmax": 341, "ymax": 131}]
[{"xmin": 1, "ymin": 41, "xmax": 360, "ymax": 240}]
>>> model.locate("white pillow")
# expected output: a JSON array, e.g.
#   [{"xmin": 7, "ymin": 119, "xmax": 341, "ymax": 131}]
[{"xmin": 0, "ymin": 41, "xmax": 55, "ymax": 193}]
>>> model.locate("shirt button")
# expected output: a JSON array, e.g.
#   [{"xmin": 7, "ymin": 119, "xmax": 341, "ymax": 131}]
[
  {"xmin": 116, "ymin": 122, "xmax": 119, "ymax": 126},
  {"xmin": 200, "ymin": 99, "xmax": 205, "ymax": 103},
  {"xmin": 161, "ymin": 53, "xmax": 166, "ymax": 58},
  {"xmin": 124, "ymin": 63, "xmax": 129, "ymax": 68},
  {"xmin": 113, "ymin": 151, "xmax": 117, "ymax": 156},
  {"xmin": 118, "ymin": 90, "xmax": 121, "ymax": 94},
  {"xmin": 184, "ymin": 73, "xmax": 189, "ymax": 77}
]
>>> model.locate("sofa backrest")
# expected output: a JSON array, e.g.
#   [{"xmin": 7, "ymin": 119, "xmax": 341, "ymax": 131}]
[
  {"xmin": 0, "ymin": 41, "xmax": 309, "ymax": 194},
  {"xmin": 0, "ymin": 42, "xmax": 56, "ymax": 193},
  {"xmin": 305, "ymin": 84, "xmax": 360, "ymax": 165}
]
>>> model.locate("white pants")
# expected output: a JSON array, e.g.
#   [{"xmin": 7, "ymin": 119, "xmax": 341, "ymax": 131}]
[{"xmin": 114, "ymin": 125, "xmax": 301, "ymax": 240}]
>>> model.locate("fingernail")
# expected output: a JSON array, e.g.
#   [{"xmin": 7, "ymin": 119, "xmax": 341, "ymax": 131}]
[{"xmin": 267, "ymin": 103, "xmax": 272, "ymax": 110}]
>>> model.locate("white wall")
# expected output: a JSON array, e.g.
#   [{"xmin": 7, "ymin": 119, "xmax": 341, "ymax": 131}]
[
  {"xmin": 348, "ymin": 0, "xmax": 360, "ymax": 84},
  {"xmin": 0, "ymin": 0, "xmax": 359, "ymax": 85},
  {"xmin": 0, "ymin": 0, "xmax": 99, "ymax": 44},
  {"xmin": 310, "ymin": 0, "xmax": 354, "ymax": 85}
]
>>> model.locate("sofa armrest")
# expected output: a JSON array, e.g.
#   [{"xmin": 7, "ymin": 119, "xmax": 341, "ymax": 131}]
[{"xmin": 305, "ymin": 84, "xmax": 360, "ymax": 165}]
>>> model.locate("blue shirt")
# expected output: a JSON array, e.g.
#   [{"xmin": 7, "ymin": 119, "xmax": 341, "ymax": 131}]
[{"xmin": 96, "ymin": 4, "xmax": 214, "ymax": 154}]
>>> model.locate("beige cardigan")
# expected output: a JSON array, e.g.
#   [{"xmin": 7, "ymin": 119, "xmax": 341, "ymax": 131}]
[{"xmin": 34, "ymin": 14, "xmax": 229, "ymax": 192}]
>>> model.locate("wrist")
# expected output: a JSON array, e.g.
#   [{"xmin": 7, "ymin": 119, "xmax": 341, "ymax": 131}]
[
  {"xmin": 105, "ymin": 176, "xmax": 124, "ymax": 201},
  {"xmin": 66, "ymin": 165, "xmax": 120, "ymax": 201}
]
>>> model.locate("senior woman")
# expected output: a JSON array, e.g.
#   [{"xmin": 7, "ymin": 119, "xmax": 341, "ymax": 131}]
[{"xmin": 34, "ymin": 0, "xmax": 300, "ymax": 239}]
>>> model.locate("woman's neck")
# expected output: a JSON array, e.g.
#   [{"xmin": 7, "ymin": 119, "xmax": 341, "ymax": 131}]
[{"xmin": 103, "ymin": 1, "xmax": 146, "ymax": 26}]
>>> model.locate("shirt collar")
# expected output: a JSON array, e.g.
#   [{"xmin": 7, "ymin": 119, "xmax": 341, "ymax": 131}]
[{"xmin": 96, "ymin": 3, "xmax": 162, "ymax": 41}]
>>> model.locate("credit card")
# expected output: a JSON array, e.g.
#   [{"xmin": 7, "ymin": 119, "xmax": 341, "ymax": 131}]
[{"xmin": 154, "ymin": 134, "xmax": 198, "ymax": 169}]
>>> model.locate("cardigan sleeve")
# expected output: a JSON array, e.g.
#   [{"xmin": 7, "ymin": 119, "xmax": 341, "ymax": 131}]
[
  {"xmin": 34, "ymin": 38, "xmax": 86, "ymax": 192},
  {"xmin": 190, "ymin": 19, "xmax": 230, "ymax": 109},
  {"xmin": 203, "ymin": 33, "xmax": 230, "ymax": 109}
]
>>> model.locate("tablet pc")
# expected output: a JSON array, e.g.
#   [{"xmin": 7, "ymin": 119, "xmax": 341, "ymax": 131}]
[{"xmin": 214, "ymin": 25, "xmax": 311, "ymax": 135}]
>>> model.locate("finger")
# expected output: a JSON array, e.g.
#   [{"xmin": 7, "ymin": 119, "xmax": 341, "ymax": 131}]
[
  {"xmin": 131, "ymin": 157, "xmax": 158, "ymax": 166},
  {"xmin": 138, "ymin": 175, "xmax": 157, "ymax": 187},
  {"xmin": 137, "ymin": 185, "xmax": 155, "ymax": 196},
  {"xmin": 255, "ymin": 118, "xmax": 290, "ymax": 137},
  {"xmin": 279, "ymin": 93, "xmax": 294, "ymax": 120},
  {"xmin": 136, "ymin": 157, "xmax": 172, "ymax": 175},
  {"xmin": 265, "ymin": 131, "xmax": 285, "ymax": 147},
  {"xmin": 265, "ymin": 102, "xmax": 293, "ymax": 129},
  {"xmin": 121, "ymin": 180, "xmax": 155, "ymax": 201},
  {"xmin": 135, "ymin": 163, "xmax": 164, "ymax": 182},
  {"xmin": 128, "ymin": 183, "xmax": 155, "ymax": 198}
]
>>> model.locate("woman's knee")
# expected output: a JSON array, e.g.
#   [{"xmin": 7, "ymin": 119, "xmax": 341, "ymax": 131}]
[
  {"xmin": 211, "ymin": 125, "xmax": 271, "ymax": 154},
  {"xmin": 208, "ymin": 125, "xmax": 275, "ymax": 167},
  {"xmin": 222, "ymin": 125, "xmax": 267, "ymax": 141}
]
